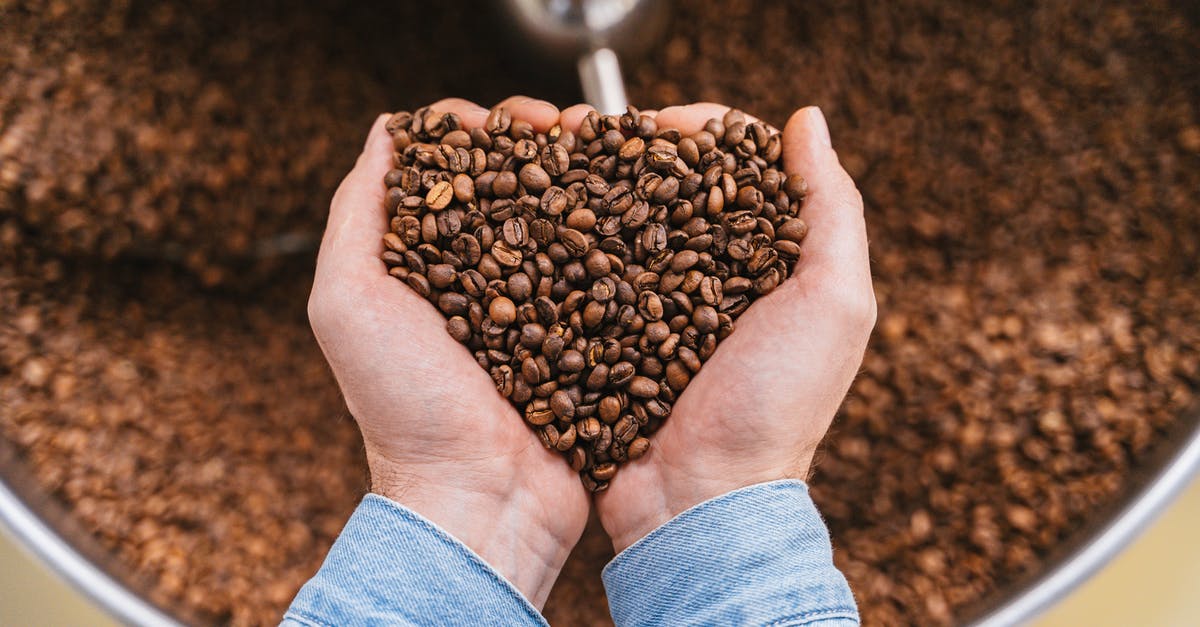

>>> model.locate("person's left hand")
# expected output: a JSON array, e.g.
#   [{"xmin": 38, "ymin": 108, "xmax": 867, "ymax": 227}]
[{"xmin": 306, "ymin": 97, "xmax": 590, "ymax": 608}]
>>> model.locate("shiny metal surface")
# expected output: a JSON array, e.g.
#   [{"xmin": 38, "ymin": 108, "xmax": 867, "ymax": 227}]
[
  {"xmin": 578, "ymin": 48, "xmax": 629, "ymax": 114},
  {"xmin": 0, "ymin": 473, "xmax": 180, "ymax": 627},
  {"xmin": 965, "ymin": 410, "xmax": 1200, "ymax": 626},
  {"xmin": 497, "ymin": 0, "xmax": 669, "ymax": 113}
]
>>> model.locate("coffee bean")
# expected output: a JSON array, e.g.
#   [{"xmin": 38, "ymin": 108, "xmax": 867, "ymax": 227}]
[
  {"xmin": 493, "ymin": 170, "xmax": 518, "ymax": 198},
  {"xmin": 558, "ymin": 349, "xmax": 585, "ymax": 373},
  {"xmin": 551, "ymin": 389, "xmax": 576, "ymax": 420},
  {"xmin": 577, "ymin": 417, "xmax": 602, "ymax": 441},
  {"xmin": 777, "ymin": 218, "xmax": 809, "ymax": 243},
  {"xmin": 637, "ymin": 291, "xmax": 664, "ymax": 320},
  {"xmin": 426, "ymin": 180, "xmax": 454, "ymax": 210},
  {"xmin": 583, "ymin": 249, "xmax": 612, "ymax": 277},
  {"xmin": 501, "ymin": 217, "xmax": 528, "ymax": 246},
  {"xmin": 618, "ymin": 137, "xmax": 645, "ymax": 162},
  {"xmin": 519, "ymin": 163, "xmax": 551, "ymax": 193},
  {"xmin": 525, "ymin": 400, "xmax": 556, "ymax": 426},
  {"xmin": 560, "ymin": 228, "xmax": 589, "ymax": 257},
  {"xmin": 692, "ymin": 305, "xmax": 719, "ymax": 334},
  {"xmin": 591, "ymin": 462, "xmax": 617, "ymax": 481},
  {"xmin": 627, "ymin": 437, "xmax": 651, "ymax": 460},
  {"xmin": 446, "ymin": 316, "xmax": 472, "ymax": 342},
  {"xmin": 489, "ymin": 296, "xmax": 517, "ymax": 326},
  {"xmin": 492, "ymin": 240, "xmax": 523, "ymax": 268},
  {"xmin": 608, "ymin": 361, "xmax": 636, "ymax": 386},
  {"xmin": 427, "ymin": 264, "xmax": 457, "ymax": 289},
  {"xmin": 627, "ymin": 376, "xmax": 659, "ymax": 398},
  {"xmin": 485, "ymin": 106, "xmax": 512, "ymax": 135},
  {"xmin": 784, "ymin": 174, "xmax": 808, "ymax": 201}
]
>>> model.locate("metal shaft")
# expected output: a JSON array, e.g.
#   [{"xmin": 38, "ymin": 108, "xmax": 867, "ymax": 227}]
[{"xmin": 578, "ymin": 48, "xmax": 628, "ymax": 115}]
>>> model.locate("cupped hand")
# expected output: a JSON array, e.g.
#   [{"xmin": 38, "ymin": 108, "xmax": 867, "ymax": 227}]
[
  {"xmin": 563, "ymin": 103, "xmax": 877, "ymax": 552},
  {"xmin": 307, "ymin": 96, "xmax": 589, "ymax": 608}
]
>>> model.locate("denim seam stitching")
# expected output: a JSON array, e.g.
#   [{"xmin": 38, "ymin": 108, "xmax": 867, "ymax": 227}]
[
  {"xmin": 283, "ymin": 609, "xmax": 334, "ymax": 627},
  {"xmin": 766, "ymin": 608, "xmax": 860, "ymax": 626},
  {"xmin": 366, "ymin": 494, "xmax": 548, "ymax": 626}
]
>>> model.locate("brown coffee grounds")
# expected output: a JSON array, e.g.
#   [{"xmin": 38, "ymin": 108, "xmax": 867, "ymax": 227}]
[
  {"xmin": 2, "ymin": 1, "xmax": 1199, "ymax": 626},
  {"xmin": 0, "ymin": 0, "xmax": 576, "ymax": 286}
]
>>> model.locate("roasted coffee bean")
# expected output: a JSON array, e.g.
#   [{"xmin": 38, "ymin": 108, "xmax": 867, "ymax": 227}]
[
  {"xmin": 489, "ymin": 296, "xmax": 517, "ymax": 326},
  {"xmin": 537, "ymin": 424, "xmax": 560, "ymax": 449},
  {"xmin": 519, "ymin": 163, "xmax": 551, "ymax": 193},
  {"xmin": 558, "ymin": 349, "xmax": 586, "ymax": 373},
  {"xmin": 598, "ymin": 395, "xmax": 623, "ymax": 424},
  {"xmin": 637, "ymin": 291, "xmax": 664, "ymax": 320},
  {"xmin": 777, "ymin": 218, "xmax": 809, "ymax": 243},
  {"xmin": 560, "ymin": 228, "xmax": 589, "ymax": 257},
  {"xmin": 426, "ymin": 180, "xmax": 454, "ymax": 210},
  {"xmin": 525, "ymin": 400, "xmax": 556, "ymax": 426},
  {"xmin": 608, "ymin": 361, "xmax": 636, "ymax": 386},
  {"xmin": 501, "ymin": 217, "xmax": 528, "ymax": 246},
  {"xmin": 577, "ymin": 417, "xmax": 602, "ymax": 441},
  {"xmin": 551, "ymin": 389, "xmax": 576, "ymax": 420},
  {"xmin": 783, "ymin": 174, "xmax": 808, "ymax": 201},
  {"xmin": 446, "ymin": 316, "xmax": 472, "ymax": 342},
  {"xmin": 627, "ymin": 437, "xmax": 651, "ymax": 460},
  {"xmin": 628, "ymin": 376, "xmax": 660, "ymax": 398},
  {"xmin": 692, "ymin": 305, "xmax": 720, "ymax": 334},
  {"xmin": 591, "ymin": 462, "xmax": 617, "ymax": 481},
  {"xmin": 485, "ymin": 106, "xmax": 512, "ymax": 135}
]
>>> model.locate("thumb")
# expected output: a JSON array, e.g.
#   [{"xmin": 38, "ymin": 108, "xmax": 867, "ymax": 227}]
[
  {"xmin": 315, "ymin": 113, "xmax": 394, "ymax": 286},
  {"xmin": 781, "ymin": 107, "xmax": 871, "ymax": 293}
]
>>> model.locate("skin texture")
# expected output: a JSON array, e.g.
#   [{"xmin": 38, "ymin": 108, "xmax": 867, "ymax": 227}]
[{"xmin": 307, "ymin": 96, "xmax": 874, "ymax": 603}]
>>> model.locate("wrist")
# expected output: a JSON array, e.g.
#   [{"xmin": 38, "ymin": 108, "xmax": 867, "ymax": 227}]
[
  {"xmin": 600, "ymin": 452, "xmax": 816, "ymax": 553},
  {"xmin": 365, "ymin": 447, "xmax": 574, "ymax": 608}
]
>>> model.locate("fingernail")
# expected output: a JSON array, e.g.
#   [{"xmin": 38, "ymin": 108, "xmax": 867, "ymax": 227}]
[{"xmin": 807, "ymin": 106, "xmax": 831, "ymax": 148}]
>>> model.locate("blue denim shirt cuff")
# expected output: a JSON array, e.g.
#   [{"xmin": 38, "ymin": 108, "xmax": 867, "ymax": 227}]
[
  {"xmin": 601, "ymin": 479, "xmax": 859, "ymax": 626},
  {"xmin": 282, "ymin": 493, "xmax": 547, "ymax": 627}
]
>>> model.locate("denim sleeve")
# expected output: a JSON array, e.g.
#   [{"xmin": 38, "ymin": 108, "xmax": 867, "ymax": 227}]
[
  {"xmin": 281, "ymin": 494, "xmax": 547, "ymax": 627},
  {"xmin": 602, "ymin": 480, "xmax": 859, "ymax": 627}
]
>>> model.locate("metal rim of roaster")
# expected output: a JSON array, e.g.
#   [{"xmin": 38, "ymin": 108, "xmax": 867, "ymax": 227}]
[
  {"xmin": 965, "ymin": 412, "xmax": 1200, "ymax": 626},
  {"xmin": 0, "ymin": 474, "xmax": 181, "ymax": 626}
]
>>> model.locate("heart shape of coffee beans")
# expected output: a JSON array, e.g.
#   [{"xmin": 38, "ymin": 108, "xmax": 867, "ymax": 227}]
[{"xmin": 380, "ymin": 105, "xmax": 808, "ymax": 491}]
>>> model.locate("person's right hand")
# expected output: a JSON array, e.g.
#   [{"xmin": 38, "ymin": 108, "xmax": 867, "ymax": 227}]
[{"xmin": 568, "ymin": 104, "xmax": 877, "ymax": 552}]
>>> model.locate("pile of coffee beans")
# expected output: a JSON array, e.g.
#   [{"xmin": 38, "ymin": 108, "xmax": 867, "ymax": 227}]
[{"xmin": 381, "ymin": 106, "xmax": 808, "ymax": 489}]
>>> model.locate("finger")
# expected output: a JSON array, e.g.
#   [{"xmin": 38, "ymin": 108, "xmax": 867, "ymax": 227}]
[
  {"xmin": 428, "ymin": 97, "xmax": 490, "ymax": 129},
  {"xmin": 316, "ymin": 113, "xmax": 394, "ymax": 284},
  {"xmin": 558, "ymin": 104, "xmax": 596, "ymax": 133},
  {"xmin": 653, "ymin": 103, "xmax": 762, "ymax": 136},
  {"xmin": 781, "ymin": 106, "xmax": 870, "ymax": 289},
  {"xmin": 492, "ymin": 95, "xmax": 561, "ymax": 132}
]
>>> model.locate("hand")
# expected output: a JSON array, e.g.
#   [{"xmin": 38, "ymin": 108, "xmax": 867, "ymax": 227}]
[
  {"xmin": 307, "ymin": 96, "xmax": 590, "ymax": 608},
  {"xmin": 567, "ymin": 103, "xmax": 877, "ymax": 552}
]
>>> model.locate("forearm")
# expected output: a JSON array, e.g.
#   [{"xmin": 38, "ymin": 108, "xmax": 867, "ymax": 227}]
[
  {"xmin": 283, "ymin": 494, "xmax": 550, "ymax": 626},
  {"xmin": 602, "ymin": 480, "xmax": 859, "ymax": 627}
]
